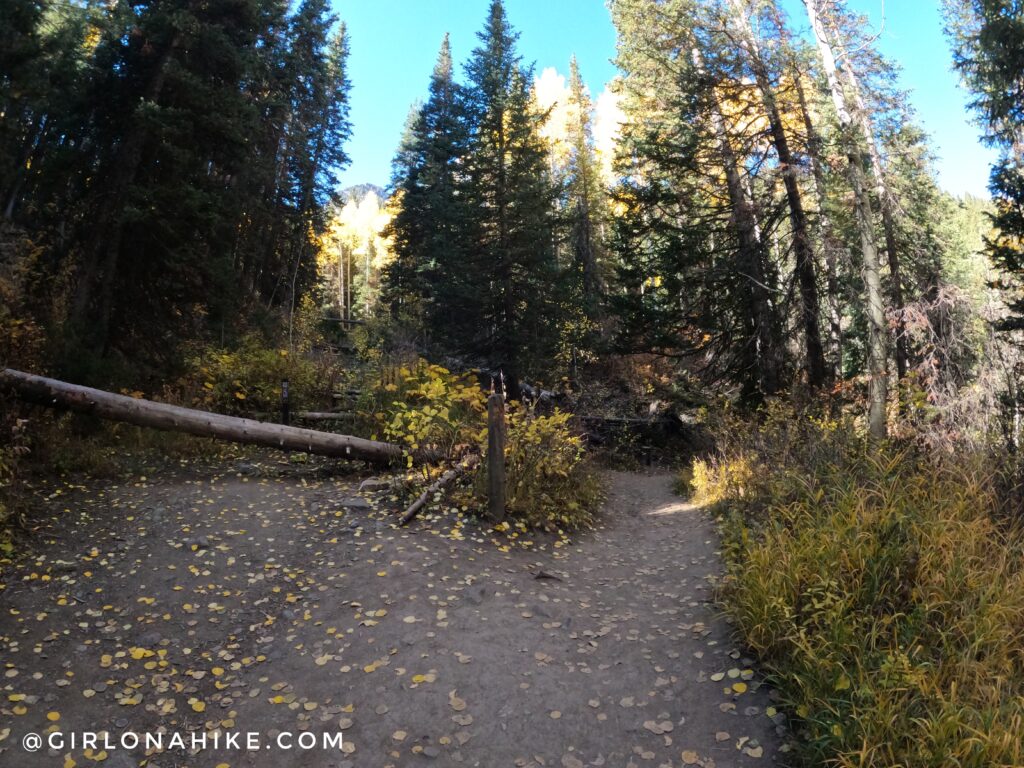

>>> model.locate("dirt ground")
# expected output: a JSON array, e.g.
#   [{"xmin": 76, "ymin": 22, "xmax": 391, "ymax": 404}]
[{"xmin": 0, "ymin": 458, "xmax": 787, "ymax": 767}]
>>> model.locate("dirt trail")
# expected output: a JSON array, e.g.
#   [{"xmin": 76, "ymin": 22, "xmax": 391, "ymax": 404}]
[{"xmin": 0, "ymin": 463, "xmax": 785, "ymax": 767}]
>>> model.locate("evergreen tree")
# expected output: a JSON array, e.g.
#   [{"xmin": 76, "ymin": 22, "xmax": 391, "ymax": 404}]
[
  {"xmin": 383, "ymin": 34, "xmax": 472, "ymax": 338},
  {"xmin": 229, "ymin": 0, "xmax": 293, "ymax": 302},
  {"xmin": 1, "ymin": 0, "xmax": 101, "ymax": 225},
  {"xmin": 563, "ymin": 56, "xmax": 607, "ymax": 333},
  {"xmin": 609, "ymin": 0, "xmax": 787, "ymax": 401},
  {"xmin": 62, "ymin": 0, "xmax": 272, "ymax": 371},
  {"xmin": 461, "ymin": 0, "xmax": 562, "ymax": 395},
  {"xmin": 386, "ymin": 1, "xmax": 562, "ymax": 394},
  {"xmin": 275, "ymin": 0, "xmax": 351, "ymax": 338},
  {"xmin": 0, "ymin": 0, "xmax": 352, "ymax": 382},
  {"xmin": 727, "ymin": 0, "xmax": 827, "ymax": 389},
  {"xmin": 947, "ymin": 0, "xmax": 1024, "ymax": 327},
  {"xmin": 0, "ymin": 0, "xmax": 46, "ymax": 218}
]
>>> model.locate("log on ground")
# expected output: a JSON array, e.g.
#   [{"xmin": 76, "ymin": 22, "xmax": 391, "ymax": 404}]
[
  {"xmin": 1, "ymin": 368, "xmax": 441, "ymax": 465},
  {"xmin": 400, "ymin": 454, "xmax": 480, "ymax": 525}
]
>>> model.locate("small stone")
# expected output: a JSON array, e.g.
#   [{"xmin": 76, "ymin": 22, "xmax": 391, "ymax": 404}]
[{"xmin": 339, "ymin": 497, "xmax": 371, "ymax": 510}]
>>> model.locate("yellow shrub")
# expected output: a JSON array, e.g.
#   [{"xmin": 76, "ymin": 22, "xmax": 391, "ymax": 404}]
[
  {"xmin": 359, "ymin": 359, "xmax": 486, "ymax": 460},
  {"xmin": 177, "ymin": 334, "xmax": 335, "ymax": 415},
  {"xmin": 688, "ymin": 454, "xmax": 758, "ymax": 505},
  {"xmin": 360, "ymin": 361, "xmax": 603, "ymax": 528},
  {"xmin": 477, "ymin": 406, "xmax": 604, "ymax": 530}
]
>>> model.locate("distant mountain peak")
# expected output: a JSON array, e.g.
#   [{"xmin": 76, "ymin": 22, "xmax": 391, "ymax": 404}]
[{"xmin": 339, "ymin": 183, "xmax": 385, "ymax": 204}]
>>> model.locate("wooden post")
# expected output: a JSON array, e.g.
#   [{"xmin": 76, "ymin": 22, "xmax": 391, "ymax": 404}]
[{"xmin": 487, "ymin": 392, "xmax": 506, "ymax": 522}]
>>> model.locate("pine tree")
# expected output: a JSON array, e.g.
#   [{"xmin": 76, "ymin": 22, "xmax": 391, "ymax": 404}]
[
  {"xmin": 49, "ymin": 0, "xmax": 351, "ymax": 376},
  {"xmin": 947, "ymin": 0, "xmax": 1024, "ymax": 327},
  {"xmin": 63, "ymin": 0, "xmax": 269, "ymax": 368},
  {"xmin": 230, "ymin": 0, "xmax": 292, "ymax": 302},
  {"xmin": 764, "ymin": 0, "xmax": 848, "ymax": 380},
  {"xmin": 383, "ymin": 34, "xmax": 472, "ymax": 338},
  {"xmin": 0, "ymin": 0, "xmax": 98, "ymax": 222},
  {"xmin": 384, "ymin": 3, "xmax": 562, "ymax": 394},
  {"xmin": 564, "ymin": 56, "xmax": 606, "ymax": 320},
  {"xmin": 279, "ymin": 3, "xmax": 351, "ymax": 344},
  {"xmin": 460, "ymin": 0, "xmax": 562, "ymax": 395},
  {"xmin": 0, "ymin": 0, "xmax": 45, "ymax": 218},
  {"xmin": 0, "ymin": 0, "xmax": 353, "ymax": 381},
  {"xmin": 802, "ymin": 0, "xmax": 889, "ymax": 437},
  {"xmin": 727, "ymin": 0, "xmax": 827, "ymax": 388}
]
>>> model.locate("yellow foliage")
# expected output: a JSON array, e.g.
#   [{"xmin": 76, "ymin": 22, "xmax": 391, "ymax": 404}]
[
  {"xmin": 360, "ymin": 360, "xmax": 602, "ymax": 528},
  {"xmin": 318, "ymin": 191, "xmax": 395, "ymax": 317},
  {"xmin": 477, "ymin": 405, "xmax": 604, "ymax": 530},
  {"xmin": 688, "ymin": 454, "xmax": 756, "ymax": 506},
  {"xmin": 714, "ymin": 72, "xmax": 809, "ymax": 150},
  {"xmin": 359, "ymin": 359, "xmax": 486, "ymax": 459},
  {"xmin": 177, "ymin": 334, "xmax": 336, "ymax": 415}
]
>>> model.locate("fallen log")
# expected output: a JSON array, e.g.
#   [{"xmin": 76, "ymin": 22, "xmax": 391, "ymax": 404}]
[
  {"xmin": 400, "ymin": 454, "xmax": 480, "ymax": 525},
  {"xmin": 1, "ymin": 368, "xmax": 440, "ymax": 465},
  {"xmin": 250, "ymin": 411, "xmax": 355, "ymax": 422},
  {"xmin": 291, "ymin": 411, "xmax": 356, "ymax": 421},
  {"xmin": 576, "ymin": 414, "xmax": 676, "ymax": 425}
]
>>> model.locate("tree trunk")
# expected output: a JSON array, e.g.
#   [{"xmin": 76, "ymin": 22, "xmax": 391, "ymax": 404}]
[
  {"xmin": 768, "ymin": 0, "xmax": 846, "ymax": 380},
  {"xmin": 697, "ymin": 44, "xmax": 783, "ymax": 398},
  {"xmin": 729, "ymin": 0, "xmax": 826, "ymax": 388},
  {"xmin": 803, "ymin": 0, "xmax": 888, "ymax": 438},
  {"xmin": 400, "ymin": 454, "xmax": 480, "ymax": 525},
  {"xmin": 1, "ymin": 368, "xmax": 440, "ymax": 465},
  {"xmin": 794, "ymin": 70, "xmax": 845, "ymax": 381},
  {"xmin": 839, "ymin": 60, "xmax": 909, "ymax": 383},
  {"xmin": 487, "ymin": 392, "xmax": 506, "ymax": 522},
  {"xmin": 3, "ymin": 112, "xmax": 48, "ymax": 220}
]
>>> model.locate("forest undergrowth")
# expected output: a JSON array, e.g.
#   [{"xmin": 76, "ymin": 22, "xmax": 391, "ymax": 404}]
[{"xmin": 690, "ymin": 404, "xmax": 1024, "ymax": 767}]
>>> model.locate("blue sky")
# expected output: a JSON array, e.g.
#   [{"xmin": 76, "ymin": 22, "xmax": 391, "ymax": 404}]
[{"xmin": 334, "ymin": 0, "xmax": 995, "ymax": 198}]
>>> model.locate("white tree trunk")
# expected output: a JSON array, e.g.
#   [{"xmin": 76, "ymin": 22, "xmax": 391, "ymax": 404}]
[{"xmin": 803, "ymin": 0, "xmax": 889, "ymax": 438}]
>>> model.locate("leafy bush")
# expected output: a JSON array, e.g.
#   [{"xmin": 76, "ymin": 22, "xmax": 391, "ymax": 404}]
[
  {"xmin": 358, "ymin": 359, "xmax": 486, "ymax": 461},
  {"xmin": 702, "ymin": 408, "xmax": 1024, "ymax": 767},
  {"xmin": 0, "ymin": 224, "xmax": 47, "ymax": 372},
  {"xmin": 360, "ymin": 360, "xmax": 603, "ymax": 528},
  {"xmin": 0, "ymin": 416, "xmax": 30, "ymax": 556},
  {"xmin": 689, "ymin": 454, "xmax": 757, "ymax": 506},
  {"xmin": 478, "ymin": 406, "xmax": 604, "ymax": 530},
  {"xmin": 177, "ymin": 334, "xmax": 338, "ymax": 415}
]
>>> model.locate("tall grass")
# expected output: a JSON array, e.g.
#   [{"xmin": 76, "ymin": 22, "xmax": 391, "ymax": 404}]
[{"xmin": 695, "ymin": 408, "xmax": 1024, "ymax": 767}]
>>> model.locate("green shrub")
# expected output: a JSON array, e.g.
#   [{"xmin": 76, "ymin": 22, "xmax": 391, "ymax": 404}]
[{"xmin": 705, "ymin": 409, "xmax": 1024, "ymax": 767}]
